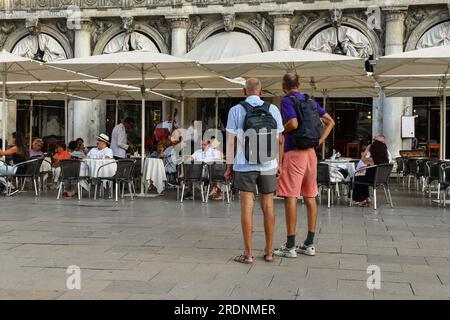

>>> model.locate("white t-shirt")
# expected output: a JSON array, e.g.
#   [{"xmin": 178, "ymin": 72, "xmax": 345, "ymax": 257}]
[
  {"xmin": 87, "ymin": 147, "xmax": 114, "ymax": 159},
  {"xmin": 191, "ymin": 148, "xmax": 222, "ymax": 162}
]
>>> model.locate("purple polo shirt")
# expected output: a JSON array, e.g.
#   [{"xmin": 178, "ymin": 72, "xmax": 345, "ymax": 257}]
[{"xmin": 281, "ymin": 91, "xmax": 327, "ymax": 153}]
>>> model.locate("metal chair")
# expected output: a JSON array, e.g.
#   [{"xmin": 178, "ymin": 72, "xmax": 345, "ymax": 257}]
[
  {"xmin": 92, "ymin": 159, "xmax": 136, "ymax": 201},
  {"xmin": 395, "ymin": 157, "xmax": 406, "ymax": 184},
  {"xmin": 179, "ymin": 161, "xmax": 206, "ymax": 203},
  {"xmin": 350, "ymin": 164, "xmax": 394, "ymax": 210},
  {"xmin": 205, "ymin": 161, "xmax": 231, "ymax": 204},
  {"xmin": 424, "ymin": 160, "xmax": 441, "ymax": 198},
  {"xmin": 56, "ymin": 159, "xmax": 85, "ymax": 200},
  {"xmin": 0, "ymin": 158, "xmax": 42, "ymax": 196},
  {"xmin": 438, "ymin": 162, "xmax": 450, "ymax": 207},
  {"xmin": 317, "ymin": 163, "xmax": 333, "ymax": 208}
]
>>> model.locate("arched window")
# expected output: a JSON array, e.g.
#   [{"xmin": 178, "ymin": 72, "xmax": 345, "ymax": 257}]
[
  {"xmin": 12, "ymin": 33, "xmax": 67, "ymax": 62},
  {"xmin": 103, "ymin": 31, "xmax": 160, "ymax": 54},
  {"xmin": 417, "ymin": 21, "xmax": 450, "ymax": 49},
  {"xmin": 185, "ymin": 31, "xmax": 261, "ymax": 61}
]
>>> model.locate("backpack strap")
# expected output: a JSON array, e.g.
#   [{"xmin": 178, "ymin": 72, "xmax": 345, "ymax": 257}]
[
  {"xmin": 239, "ymin": 101, "xmax": 253, "ymax": 113},
  {"xmin": 240, "ymin": 101, "xmax": 270, "ymax": 112}
]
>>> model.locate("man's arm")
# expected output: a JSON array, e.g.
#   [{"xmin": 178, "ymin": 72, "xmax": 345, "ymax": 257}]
[
  {"xmin": 284, "ymin": 118, "xmax": 298, "ymax": 133},
  {"xmin": 277, "ymin": 133, "xmax": 284, "ymax": 177},
  {"xmin": 319, "ymin": 113, "xmax": 335, "ymax": 146},
  {"xmin": 224, "ymin": 132, "xmax": 236, "ymax": 182}
]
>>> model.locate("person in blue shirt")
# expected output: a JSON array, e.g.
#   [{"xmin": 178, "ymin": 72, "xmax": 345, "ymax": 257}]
[{"xmin": 225, "ymin": 78, "xmax": 284, "ymax": 264}]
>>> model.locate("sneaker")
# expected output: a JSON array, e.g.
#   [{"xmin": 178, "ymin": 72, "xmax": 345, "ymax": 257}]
[
  {"xmin": 183, "ymin": 191, "xmax": 193, "ymax": 200},
  {"xmin": 273, "ymin": 245, "xmax": 297, "ymax": 258},
  {"xmin": 296, "ymin": 244, "xmax": 316, "ymax": 256}
]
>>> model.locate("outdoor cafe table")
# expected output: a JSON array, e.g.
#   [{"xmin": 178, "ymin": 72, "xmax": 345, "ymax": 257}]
[
  {"xmin": 323, "ymin": 159, "xmax": 357, "ymax": 178},
  {"xmin": 141, "ymin": 157, "xmax": 167, "ymax": 194},
  {"xmin": 80, "ymin": 158, "xmax": 117, "ymax": 178}
]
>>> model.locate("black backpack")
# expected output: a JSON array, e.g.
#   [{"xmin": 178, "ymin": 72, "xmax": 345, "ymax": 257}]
[
  {"xmin": 240, "ymin": 101, "xmax": 278, "ymax": 164},
  {"xmin": 288, "ymin": 94, "xmax": 323, "ymax": 150}
]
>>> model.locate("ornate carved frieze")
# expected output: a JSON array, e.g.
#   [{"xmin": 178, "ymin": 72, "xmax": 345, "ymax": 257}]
[
  {"xmin": 91, "ymin": 19, "xmax": 114, "ymax": 47},
  {"xmin": 0, "ymin": 21, "xmax": 16, "ymax": 50},
  {"xmin": 148, "ymin": 17, "xmax": 171, "ymax": 49},
  {"xmin": 404, "ymin": 6, "xmax": 440, "ymax": 42},
  {"xmin": 248, "ymin": 13, "xmax": 273, "ymax": 44},
  {"xmin": 291, "ymin": 11, "xmax": 321, "ymax": 45},
  {"xmin": 187, "ymin": 15, "xmax": 208, "ymax": 50}
]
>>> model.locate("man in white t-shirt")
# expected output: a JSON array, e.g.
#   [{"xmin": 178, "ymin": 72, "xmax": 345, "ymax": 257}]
[{"xmin": 86, "ymin": 134, "xmax": 114, "ymax": 159}]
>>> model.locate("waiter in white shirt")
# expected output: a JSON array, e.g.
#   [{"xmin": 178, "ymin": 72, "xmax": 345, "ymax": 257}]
[{"xmin": 111, "ymin": 117, "xmax": 134, "ymax": 159}]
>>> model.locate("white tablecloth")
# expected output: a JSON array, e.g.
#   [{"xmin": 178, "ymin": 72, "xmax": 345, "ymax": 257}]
[
  {"xmin": 323, "ymin": 160, "xmax": 356, "ymax": 179},
  {"xmin": 142, "ymin": 158, "xmax": 167, "ymax": 194},
  {"xmin": 80, "ymin": 159, "xmax": 117, "ymax": 178}
]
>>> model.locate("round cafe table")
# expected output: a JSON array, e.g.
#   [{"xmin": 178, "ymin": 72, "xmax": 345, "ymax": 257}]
[
  {"xmin": 323, "ymin": 159, "xmax": 357, "ymax": 178},
  {"xmin": 80, "ymin": 159, "xmax": 117, "ymax": 178},
  {"xmin": 141, "ymin": 158, "xmax": 167, "ymax": 194}
]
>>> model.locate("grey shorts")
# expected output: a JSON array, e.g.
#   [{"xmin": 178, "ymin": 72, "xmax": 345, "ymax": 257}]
[{"xmin": 233, "ymin": 171, "xmax": 277, "ymax": 194}]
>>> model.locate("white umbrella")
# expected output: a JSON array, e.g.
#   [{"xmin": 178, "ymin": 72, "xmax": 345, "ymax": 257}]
[
  {"xmin": 203, "ymin": 48, "xmax": 367, "ymax": 78},
  {"xmin": 376, "ymin": 46, "xmax": 450, "ymax": 159},
  {"xmin": 49, "ymin": 50, "xmax": 214, "ymax": 194},
  {"xmin": 0, "ymin": 51, "xmax": 91, "ymax": 151}
]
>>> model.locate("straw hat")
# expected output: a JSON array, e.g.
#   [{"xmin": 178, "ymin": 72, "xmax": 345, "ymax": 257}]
[{"xmin": 96, "ymin": 133, "xmax": 110, "ymax": 144}]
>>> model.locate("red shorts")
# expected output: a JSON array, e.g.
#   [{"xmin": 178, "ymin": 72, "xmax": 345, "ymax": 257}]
[{"xmin": 277, "ymin": 149, "xmax": 318, "ymax": 198}]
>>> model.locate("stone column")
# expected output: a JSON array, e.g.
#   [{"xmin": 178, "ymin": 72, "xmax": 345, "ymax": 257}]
[
  {"xmin": 381, "ymin": 7, "xmax": 412, "ymax": 157},
  {"xmin": 71, "ymin": 19, "xmax": 106, "ymax": 146},
  {"xmin": 167, "ymin": 16, "xmax": 189, "ymax": 128},
  {"xmin": 271, "ymin": 13, "xmax": 292, "ymax": 50}
]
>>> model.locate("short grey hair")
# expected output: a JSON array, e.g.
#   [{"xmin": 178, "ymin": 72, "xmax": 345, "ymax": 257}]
[{"xmin": 245, "ymin": 78, "xmax": 262, "ymax": 92}]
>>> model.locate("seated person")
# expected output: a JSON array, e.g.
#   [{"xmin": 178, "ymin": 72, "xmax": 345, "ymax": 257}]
[
  {"xmin": 190, "ymin": 139, "xmax": 224, "ymax": 200},
  {"xmin": 352, "ymin": 140, "xmax": 389, "ymax": 207},
  {"xmin": 150, "ymin": 143, "xmax": 165, "ymax": 159},
  {"xmin": 85, "ymin": 134, "xmax": 113, "ymax": 159},
  {"xmin": 164, "ymin": 136, "xmax": 183, "ymax": 187},
  {"xmin": 0, "ymin": 132, "xmax": 30, "ymax": 194},
  {"xmin": 68, "ymin": 140, "xmax": 85, "ymax": 159},
  {"xmin": 29, "ymin": 138, "xmax": 44, "ymax": 158},
  {"xmin": 52, "ymin": 142, "xmax": 72, "ymax": 183},
  {"xmin": 191, "ymin": 139, "xmax": 223, "ymax": 162}
]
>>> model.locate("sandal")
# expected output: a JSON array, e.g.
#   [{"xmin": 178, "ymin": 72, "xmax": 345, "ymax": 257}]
[
  {"xmin": 263, "ymin": 251, "xmax": 274, "ymax": 262},
  {"xmin": 234, "ymin": 254, "xmax": 253, "ymax": 264}
]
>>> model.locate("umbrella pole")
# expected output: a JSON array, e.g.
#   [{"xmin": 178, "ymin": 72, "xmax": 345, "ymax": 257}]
[
  {"xmin": 64, "ymin": 93, "xmax": 68, "ymax": 145},
  {"xmin": 29, "ymin": 96, "xmax": 33, "ymax": 148},
  {"xmin": 2, "ymin": 68, "xmax": 6, "ymax": 152},
  {"xmin": 115, "ymin": 97, "xmax": 119, "ymax": 125},
  {"xmin": 322, "ymin": 93, "xmax": 327, "ymax": 160},
  {"xmin": 180, "ymin": 82, "xmax": 185, "ymax": 129},
  {"xmin": 215, "ymin": 91, "xmax": 219, "ymax": 130},
  {"xmin": 441, "ymin": 80, "xmax": 447, "ymax": 160},
  {"xmin": 140, "ymin": 95, "xmax": 145, "ymax": 196}
]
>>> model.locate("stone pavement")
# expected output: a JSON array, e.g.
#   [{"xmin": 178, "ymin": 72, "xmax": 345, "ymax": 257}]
[{"xmin": 0, "ymin": 184, "xmax": 449, "ymax": 300}]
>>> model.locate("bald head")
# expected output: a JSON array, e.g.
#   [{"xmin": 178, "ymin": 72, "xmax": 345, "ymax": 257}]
[
  {"xmin": 244, "ymin": 78, "xmax": 262, "ymax": 97},
  {"xmin": 282, "ymin": 72, "xmax": 300, "ymax": 93}
]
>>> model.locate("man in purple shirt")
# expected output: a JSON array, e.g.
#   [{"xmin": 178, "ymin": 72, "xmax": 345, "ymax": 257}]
[{"xmin": 274, "ymin": 72, "xmax": 335, "ymax": 258}]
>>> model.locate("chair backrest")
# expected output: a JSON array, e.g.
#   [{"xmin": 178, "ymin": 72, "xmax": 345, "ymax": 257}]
[
  {"xmin": 208, "ymin": 161, "xmax": 227, "ymax": 183},
  {"xmin": 439, "ymin": 162, "xmax": 450, "ymax": 184},
  {"xmin": 425, "ymin": 160, "xmax": 440, "ymax": 179},
  {"xmin": 32, "ymin": 157, "xmax": 45, "ymax": 175},
  {"xmin": 182, "ymin": 162, "xmax": 204, "ymax": 181},
  {"xmin": 395, "ymin": 157, "xmax": 404, "ymax": 172},
  {"xmin": 132, "ymin": 158, "xmax": 142, "ymax": 178},
  {"xmin": 373, "ymin": 164, "xmax": 393, "ymax": 186},
  {"xmin": 59, "ymin": 159, "xmax": 82, "ymax": 179},
  {"xmin": 115, "ymin": 159, "xmax": 136, "ymax": 179},
  {"xmin": 16, "ymin": 158, "xmax": 40, "ymax": 176},
  {"xmin": 408, "ymin": 158, "xmax": 418, "ymax": 174},
  {"xmin": 317, "ymin": 163, "xmax": 330, "ymax": 186}
]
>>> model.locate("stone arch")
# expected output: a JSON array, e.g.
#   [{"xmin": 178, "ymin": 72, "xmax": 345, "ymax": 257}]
[
  {"xmin": 2, "ymin": 23, "xmax": 73, "ymax": 58},
  {"xmin": 191, "ymin": 19, "xmax": 271, "ymax": 52},
  {"xmin": 93, "ymin": 22, "xmax": 169, "ymax": 55},
  {"xmin": 405, "ymin": 11, "xmax": 450, "ymax": 51},
  {"xmin": 294, "ymin": 15, "xmax": 383, "ymax": 57}
]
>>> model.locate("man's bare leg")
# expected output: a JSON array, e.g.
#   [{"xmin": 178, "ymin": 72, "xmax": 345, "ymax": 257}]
[
  {"xmin": 240, "ymin": 191, "xmax": 255, "ymax": 259},
  {"xmin": 260, "ymin": 193, "xmax": 275, "ymax": 257}
]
